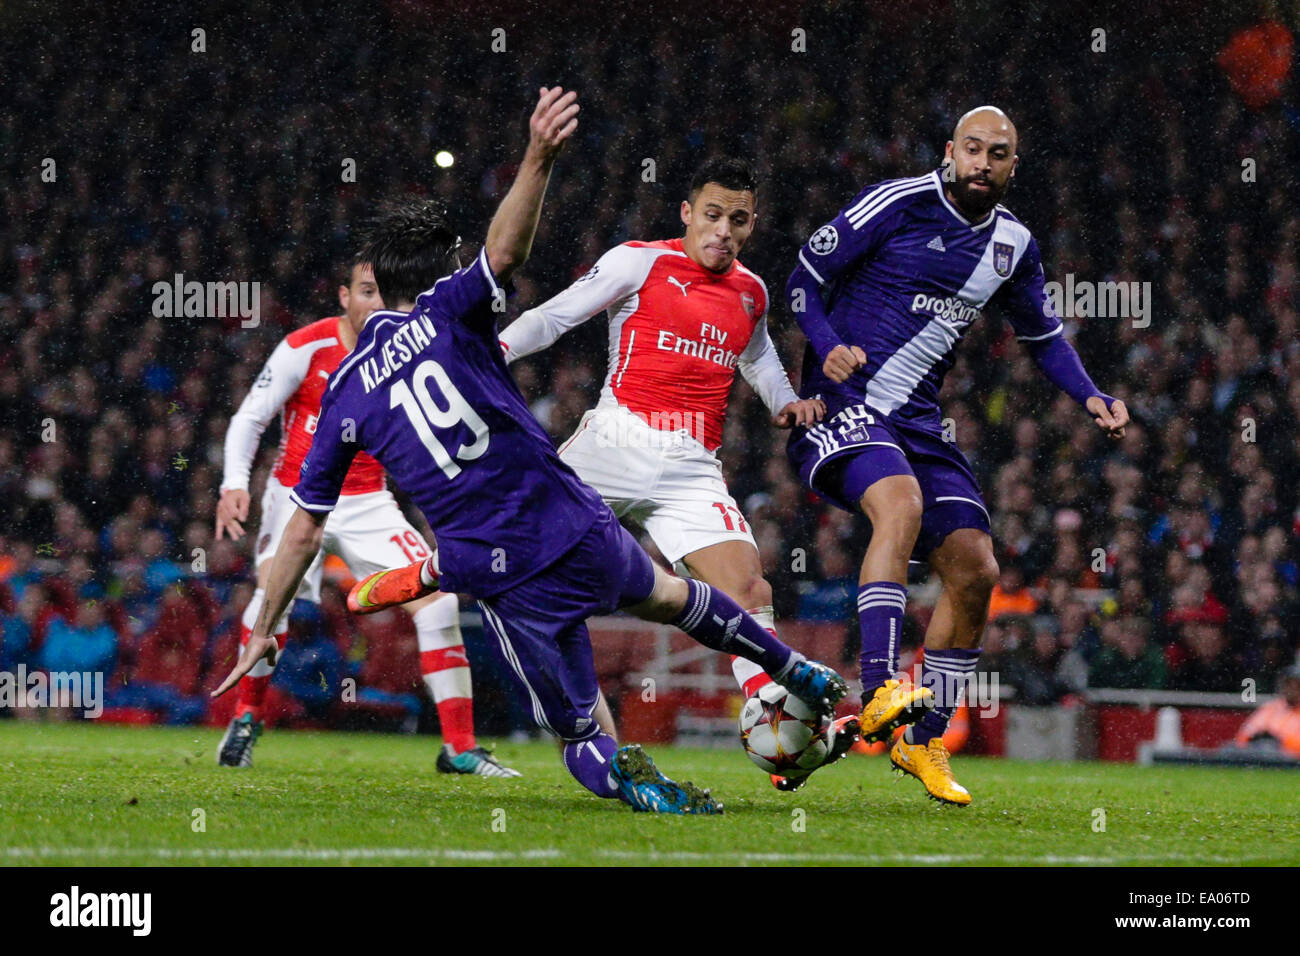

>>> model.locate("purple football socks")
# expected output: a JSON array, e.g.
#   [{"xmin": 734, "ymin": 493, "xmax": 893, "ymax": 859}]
[
  {"xmin": 910, "ymin": 647, "xmax": 981, "ymax": 745},
  {"xmin": 562, "ymin": 732, "xmax": 621, "ymax": 799},
  {"xmin": 858, "ymin": 581, "xmax": 906, "ymax": 692},
  {"xmin": 670, "ymin": 579, "xmax": 796, "ymax": 678}
]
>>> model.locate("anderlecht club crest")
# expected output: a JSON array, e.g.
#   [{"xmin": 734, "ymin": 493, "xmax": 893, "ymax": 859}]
[{"xmin": 993, "ymin": 241, "xmax": 1014, "ymax": 277}]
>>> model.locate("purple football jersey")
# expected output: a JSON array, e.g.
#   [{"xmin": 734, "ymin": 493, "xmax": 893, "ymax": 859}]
[
  {"xmin": 792, "ymin": 170, "xmax": 1063, "ymax": 426},
  {"xmin": 291, "ymin": 248, "xmax": 607, "ymax": 597}
]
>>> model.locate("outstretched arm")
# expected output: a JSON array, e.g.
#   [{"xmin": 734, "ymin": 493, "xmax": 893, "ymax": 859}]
[
  {"xmin": 211, "ymin": 506, "xmax": 325, "ymax": 697},
  {"xmin": 213, "ymin": 382, "xmax": 358, "ymax": 697},
  {"xmin": 1026, "ymin": 335, "xmax": 1129, "ymax": 438},
  {"xmin": 998, "ymin": 236, "xmax": 1129, "ymax": 439},
  {"xmin": 216, "ymin": 337, "xmax": 308, "ymax": 539},
  {"xmin": 484, "ymin": 87, "xmax": 580, "ymax": 283},
  {"xmin": 499, "ymin": 244, "xmax": 644, "ymax": 363}
]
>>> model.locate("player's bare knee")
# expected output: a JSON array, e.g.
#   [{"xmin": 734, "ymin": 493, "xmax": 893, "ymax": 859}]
[
  {"xmin": 863, "ymin": 486, "xmax": 922, "ymax": 528},
  {"xmin": 956, "ymin": 553, "xmax": 999, "ymax": 606},
  {"xmin": 895, "ymin": 496, "xmax": 924, "ymax": 542},
  {"xmin": 736, "ymin": 575, "xmax": 772, "ymax": 611},
  {"xmin": 864, "ymin": 492, "xmax": 922, "ymax": 556}
]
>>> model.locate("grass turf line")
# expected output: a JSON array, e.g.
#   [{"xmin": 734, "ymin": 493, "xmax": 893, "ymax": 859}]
[{"xmin": 1, "ymin": 721, "xmax": 1295, "ymax": 866}]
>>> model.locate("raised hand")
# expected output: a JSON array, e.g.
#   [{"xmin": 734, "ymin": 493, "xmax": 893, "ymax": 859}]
[
  {"xmin": 484, "ymin": 87, "xmax": 580, "ymax": 282},
  {"xmin": 527, "ymin": 86, "xmax": 580, "ymax": 164}
]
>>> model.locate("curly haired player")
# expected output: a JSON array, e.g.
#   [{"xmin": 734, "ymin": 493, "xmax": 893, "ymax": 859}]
[{"xmin": 213, "ymin": 88, "xmax": 849, "ymax": 813}]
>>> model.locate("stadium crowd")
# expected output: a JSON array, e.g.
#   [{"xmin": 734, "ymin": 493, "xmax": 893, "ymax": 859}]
[{"xmin": 1, "ymin": 0, "xmax": 1297, "ymax": 731}]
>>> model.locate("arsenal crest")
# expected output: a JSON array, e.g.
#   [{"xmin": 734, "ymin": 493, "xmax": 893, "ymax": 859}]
[
  {"xmin": 740, "ymin": 291, "xmax": 756, "ymax": 318},
  {"xmin": 992, "ymin": 241, "xmax": 1014, "ymax": 278}
]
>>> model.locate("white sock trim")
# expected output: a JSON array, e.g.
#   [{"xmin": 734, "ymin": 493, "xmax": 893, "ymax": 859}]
[
  {"xmin": 747, "ymin": 604, "xmax": 776, "ymax": 632},
  {"xmin": 423, "ymin": 668, "xmax": 471, "ymax": 704},
  {"xmin": 419, "ymin": 554, "xmax": 440, "ymax": 588},
  {"xmin": 730, "ymin": 655, "xmax": 768, "ymax": 691},
  {"xmin": 411, "ymin": 593, "xmax": 459, "ymax": 639}
]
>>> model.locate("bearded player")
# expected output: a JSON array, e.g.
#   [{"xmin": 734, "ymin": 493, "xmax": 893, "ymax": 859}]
[
  {"xmin": 498, "ymin": 158, "xmax": 859, "ymax": 791},
  {"xmin": 214, "ymin": 260, "xmax": 518, "ymax": 777},
  {"xmin": 786, "ymin": 107, "xmax": 1129, "ymax": 804},
  {"xmin": 214, "ymin": 87, "xmax": 849, "ymax": 814}
]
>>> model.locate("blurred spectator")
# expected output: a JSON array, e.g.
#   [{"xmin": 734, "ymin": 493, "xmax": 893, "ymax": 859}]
[
  {"xmin": 106, "ymin": 587, "xmax": 207, "ymax": 724},
  {"xmin": 1088, "ymin": 617, "xmax": 1167, "ymax": 689},
  {"xmin": 987, "ymin": 563, "xmax": 1039, "ymax": 621},
  {"xmin": 1, "ymin": 542, "xmax": 43, "ymax": 600},
  {"xmin": 1163, "ymin": 563, "xmax": 1229, "ymax": 632},
  {"xmin": 0, "ymin": 585, "xmax": 50, "ymax": 672},
  {"xmin": 976, "ymin": 620, "xmax": 1011, "ymax": 681},
  {"xmin": 1234, "ymin": 664, "xmax": 1300, "ymax": 756},
  {"xmin": 795, "ymin": 523, "xmax": 858, "ymax": 622},
  {"xmin": 1169, "ymin": 621, "xmax": 1238, "ymax": 692},
  {"xmin": 37, "ymin": 601, "xmax": 116, "ymax": 677},
  {"xmin": 352, "ymin": 611, "xmax": 423, "ymax": 724},
  {"xmin": 272, "ymin": 603, "xmax": 344, "ymax": 720},
  {"xmin": 1004, "ymin": 619, "xmax": 1080, "ymax": 704}
]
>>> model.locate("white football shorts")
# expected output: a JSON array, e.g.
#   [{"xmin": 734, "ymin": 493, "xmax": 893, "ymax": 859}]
[
  {"xmin": 557, "ymin": 405, "xmax": 757, "ymax": 567},
  {"xmin": 255, "ymin": 478, "xmax": 433, "ymax": 602}
]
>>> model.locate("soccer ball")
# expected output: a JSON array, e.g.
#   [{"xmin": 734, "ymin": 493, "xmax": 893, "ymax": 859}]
[{"xmin": 738, "ymin": 683, "xmax": 829, "ymax": 776}]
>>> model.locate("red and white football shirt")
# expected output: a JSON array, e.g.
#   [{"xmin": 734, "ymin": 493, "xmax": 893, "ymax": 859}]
[{"xmin": 500, "ymin": 238, "xmax": 798, "ymax": 450}]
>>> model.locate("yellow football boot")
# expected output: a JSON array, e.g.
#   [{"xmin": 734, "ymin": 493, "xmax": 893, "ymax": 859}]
[
  {"xmin": 889, "ymin": 734, "xmax": 971, "ymax": 806},
  {"xmin": 859, "ymin": 679, "xmax": 933, "ymax": 744}
]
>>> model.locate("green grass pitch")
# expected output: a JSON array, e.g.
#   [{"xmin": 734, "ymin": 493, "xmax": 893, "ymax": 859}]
[{"xmin": 2, "ymin": 721, "xmax": 1296, "ymax": 866}]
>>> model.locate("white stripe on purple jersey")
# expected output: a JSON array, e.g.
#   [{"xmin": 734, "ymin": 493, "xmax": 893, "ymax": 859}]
[{"xmin": 792, "ymin": 170, "xmax": 1063, "ymax": 427}]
